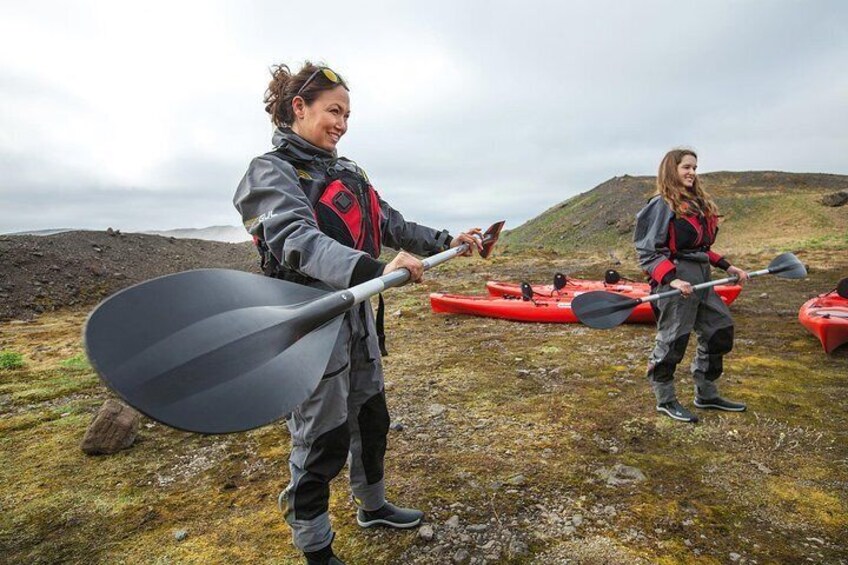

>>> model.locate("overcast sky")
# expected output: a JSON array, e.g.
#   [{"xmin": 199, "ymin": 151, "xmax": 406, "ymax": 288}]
[{"xmin": 1, "ymin": 1, "xmax": 846, "ymax": 237}]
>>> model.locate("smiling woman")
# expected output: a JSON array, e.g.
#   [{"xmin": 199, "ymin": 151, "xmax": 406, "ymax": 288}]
[
  {"xmin": 232, "ymin": 61, "xmax": 482, "ymax": 565},
  {"xmin": 264, "ymin": 64, "xmax": 351, "ymax": 151},
  {"xmin": 634, "ymin": 148, "xmax": 751, "ymax": 424}
]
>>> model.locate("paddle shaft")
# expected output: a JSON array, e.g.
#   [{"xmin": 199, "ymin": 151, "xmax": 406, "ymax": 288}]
[
  {"xmin": 294, "ymin": 238, "xmax": 487, "ymax": 328},
  {"xmin": 348, "ymin": 237, "xmax": 487, "ymax": 305},
  {"xmin": 638, "ymin": 267, "xmax": 771, "ymax": 305},
  {"xmin": 571, "ymin": 252, "xmax": 806, "ymax": 330}
]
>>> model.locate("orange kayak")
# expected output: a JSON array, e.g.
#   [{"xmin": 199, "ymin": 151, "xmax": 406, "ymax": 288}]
[
  {"xmin": 430, "ymin": 292, "xmax": 656, "ymax": 324},
  {"xmin": 433, "ymin": 277, "xmax": 741, "ymax": 325},
  {"xmin": 799, "ymin": 293, "xmax": 848, "ymax": 353}
]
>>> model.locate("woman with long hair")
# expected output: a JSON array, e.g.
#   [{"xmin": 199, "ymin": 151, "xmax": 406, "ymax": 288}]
[{"xmin": 634, "ymin": 148, "xmax": 750, "ymax": 423}]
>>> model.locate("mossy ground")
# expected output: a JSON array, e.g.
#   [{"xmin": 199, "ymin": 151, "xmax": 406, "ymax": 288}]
[{"xmin": 1, "ymin": 250, "xmax": 846, "ymax": 564}]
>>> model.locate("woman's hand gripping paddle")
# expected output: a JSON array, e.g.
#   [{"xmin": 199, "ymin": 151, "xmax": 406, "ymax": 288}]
[
  {"xmin": 572, "ymin": 252, "xmax": 807, "ymax": 329},
  {"xmin": 84, "ymin": 221, "xmax": 504, "ymax": 434}
]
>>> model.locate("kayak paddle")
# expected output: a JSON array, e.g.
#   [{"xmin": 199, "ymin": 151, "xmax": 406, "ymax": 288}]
[
  {"xmin": 85, "ymin": 221, "xmax": 504, "ymax": 434},
  {"xmin": 572, "ymin": 252, "xmax": 807, "ymax": 329}
]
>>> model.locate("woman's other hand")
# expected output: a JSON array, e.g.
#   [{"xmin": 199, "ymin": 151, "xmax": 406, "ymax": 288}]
[
  {"xmin": 670, "ymin": 278, "xmax": 694, "ymax": 297},
  {"xmin": 384, "ymin": 251, "xmax": 425, "ymax": 283},
  {"xmin": 726, "ymin": 266, "xmax": 749, "ymax": 286},
  {"xmin": 450, "ymin": 227, "xmax": 483, "ymax": 256}
]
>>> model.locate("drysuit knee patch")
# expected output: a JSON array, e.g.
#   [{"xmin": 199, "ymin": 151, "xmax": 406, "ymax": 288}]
[
  {"xmin": 358, "ymin": 392, "xmax": 390, "ymax": 484},
  {"xmin": 707, "ymin": 326, "xmax": 734, "ymax": 355},
  {"xmin": 295, "ymin": 422, "xmax": 351, "ymax": 520},
  {"xmin": 667, "ymin": 333, "xmax": 691, "ymax": 364}
]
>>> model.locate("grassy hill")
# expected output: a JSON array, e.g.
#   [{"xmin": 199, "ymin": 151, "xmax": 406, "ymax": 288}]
[{"xmin": 501, "ymin": 171, "xmax": 848, "ymax": 257}]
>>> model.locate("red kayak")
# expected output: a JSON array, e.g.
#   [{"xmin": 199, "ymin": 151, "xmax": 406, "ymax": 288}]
[
  {"xmin": 486, "ymin": 278, "xmax": 743, "ymax": 305},
  {"xmin": 798, "ymin": 287, "xmax": 848, "ymax": 353},
  {"xmin": 430, "ymin": 292, "xmax": 656, "ymax": 324}
]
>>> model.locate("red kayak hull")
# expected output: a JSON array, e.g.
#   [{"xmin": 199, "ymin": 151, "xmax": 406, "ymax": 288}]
[
  {"xmin": 486, "ymin": 279, "xmax": 743, "ymax": 305},
  {"xmin": 430, "ymin": 293, "xmax": 656, "ymax": 324},
  {"xmin": 798, "ymin": 295, "xmax": 848, "ymax": 353}
]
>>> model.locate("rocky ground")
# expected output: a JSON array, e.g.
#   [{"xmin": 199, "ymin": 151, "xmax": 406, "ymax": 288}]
[
  {"xmin": 0, "ymin": 230, "xmax": 257, "ymax": 321},
  {"xmin": 1, "ymin": 234, "xmax": 846, "ymax": 564}
]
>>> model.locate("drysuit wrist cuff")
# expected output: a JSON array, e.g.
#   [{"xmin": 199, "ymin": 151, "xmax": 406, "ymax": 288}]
[
  {"xmin": 434, "ymin": 229, "xmax": 453, "ymax": 254},
  {"xmin": 716, "ymin": 258, "xmax": 732, "ymax": 271},
  {"xmin": 652, "ymin": 259, "xmax": 677, "ymax": 285},
  {"xmin": 350, "ymin": 255, "xmax": 386, "ymax": 287}
]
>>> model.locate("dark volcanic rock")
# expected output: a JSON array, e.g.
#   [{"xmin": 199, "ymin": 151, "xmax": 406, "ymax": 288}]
[
  {"xmin": 81, "ymin": 399, "xmax": 142, "ymax": 455},
  {"xmin": 821, "ymin": 190, "xmax": 848, "ymax": 207},
  {"xmin": 0, "ymin": 230, "xmax": 258, "ymax": 321}
]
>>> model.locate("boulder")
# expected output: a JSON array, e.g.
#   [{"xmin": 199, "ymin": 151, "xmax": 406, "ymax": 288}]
[
  {"xmin": 615, "ymin": 218, "xmax": 634, "ymax": 234},
  {"xmin": 81, "ymin": 399, "xmax": 141, "ymax": 455},
  {"xmin": 821, "ymin": 190, "xmax": 848, "ymax": 207}
]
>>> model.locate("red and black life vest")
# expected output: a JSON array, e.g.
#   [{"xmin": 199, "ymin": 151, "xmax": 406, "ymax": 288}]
[
  {"xmin": 667, "ymin": 209, "xmax": 719, "ymax": 256},
  {"xmin": 254, "ymin": 159, "xmax": 384, "ymax": 281},
  {"xmin": 315, "ymin": 163, "xmax": 383, "ymax": 260}
]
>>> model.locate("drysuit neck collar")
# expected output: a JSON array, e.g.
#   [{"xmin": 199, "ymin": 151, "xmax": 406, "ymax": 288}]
[{"xmin": 272, "ymin": 127, "xmax": 338, "ymax": 161}]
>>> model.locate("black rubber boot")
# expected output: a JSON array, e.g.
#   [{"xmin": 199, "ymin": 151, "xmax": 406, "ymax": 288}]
[
  {"xmin": 304, "ymin": 543, "xmax": 345, "ymax": 565},
  {"xmin": 356, "ymin": 502, "xmax": 424, "ymax": 529},
  {"xmin": 694, "ymin": 396, "xmax": 747, "ymax": 412},
  {"xmin": 656, "ymin": 400, "xmax": 699, "ymax": 423}
]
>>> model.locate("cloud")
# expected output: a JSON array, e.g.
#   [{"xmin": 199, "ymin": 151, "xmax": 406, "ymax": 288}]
[{"xmin": 1, "ymin": 0, "xmax": 846, "ymax": 237}]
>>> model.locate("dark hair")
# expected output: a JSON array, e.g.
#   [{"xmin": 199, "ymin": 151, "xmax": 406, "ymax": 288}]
[{"xmin": 263, "ymin": 61, "xmax": 348, "ymax": 127}]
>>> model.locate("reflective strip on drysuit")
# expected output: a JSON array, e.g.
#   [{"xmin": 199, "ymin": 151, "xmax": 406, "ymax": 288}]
[
  {"xmin": 647, "ymin": 258, "xmax": 735, "ymax": 404},
  {"xmin": 281, "ymin": 301, "xmax": 389, "ymax": 553}
]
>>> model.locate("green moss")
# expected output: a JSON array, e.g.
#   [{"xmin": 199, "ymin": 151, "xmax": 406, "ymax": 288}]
[
  {"xmin": 766, "ymin": 477, "xmax": 847, "ymax": 528},
  {"xmin": 60, "ymin": 353, "xmax": 92, "ymax": 371},
  {"xmin": 799, "ymin": 233, "xmax": 848, "ymax": 250},
  {"xmin": 9, "ymin": 371, "xmax": 99, "ymax": 403},
  {"xmin": 0, "ymin": 350, "xmax": 24, "ymax": 370}
]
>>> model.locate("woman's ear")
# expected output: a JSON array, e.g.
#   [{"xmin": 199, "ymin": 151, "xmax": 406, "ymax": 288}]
[{"xmin": 291, "ymin": 96, "xmax": 305, "ymax": 120}]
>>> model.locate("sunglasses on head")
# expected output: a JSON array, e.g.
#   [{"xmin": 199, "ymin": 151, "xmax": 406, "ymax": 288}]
[{"xmin": 295, "ymin": 67, "xmax": 343, "ymax": 97}]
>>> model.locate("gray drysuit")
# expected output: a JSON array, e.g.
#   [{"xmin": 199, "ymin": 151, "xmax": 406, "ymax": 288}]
[
  {"xmin": 233, "ymin": 128, "xmax": 452, "ymax": 553},
  {"xmin": 634, "ymin": 196, "xmax": 735, "ymax": 404}
]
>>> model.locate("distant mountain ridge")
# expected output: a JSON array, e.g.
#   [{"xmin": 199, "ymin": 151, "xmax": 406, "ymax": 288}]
[
  {"xmin": 7, "ymin": 225, "xmax": 251, "ymax": 243},
  {"xmin": 143, "ymin": 225, "xmax": 251, "ymax": 243},
  {"xmin": 6, "ymin": 228, "xmax": 76, "ymax": 236},
  {"xmin": 502, "ymin": 171, "xmax": 848, "ymax": 255}
]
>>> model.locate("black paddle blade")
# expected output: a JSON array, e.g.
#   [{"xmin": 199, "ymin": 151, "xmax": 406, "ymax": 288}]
[
  {"xmin": 571, "ymin": 291, "xmax": 641, "ymax": 329},
  {"xmin": 767, "ymin": 252, "xmax": 807, "ymax": 279},
  {"xmin": 84, "ymin": 269, "xmax": 346, "ymax": 434}
]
